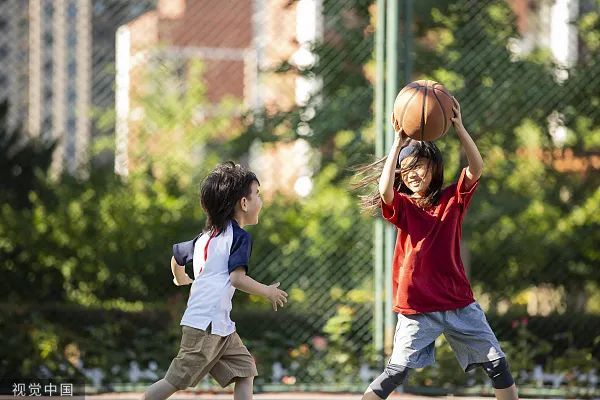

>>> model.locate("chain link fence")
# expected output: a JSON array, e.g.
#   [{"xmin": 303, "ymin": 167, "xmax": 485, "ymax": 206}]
[
  {"xmin": 1, "ymin": 0, "xmax": 599, "ymax": 397},
  {"xmin": 403, "ymin": 0, "xmax": 600, "ymax": 395}
]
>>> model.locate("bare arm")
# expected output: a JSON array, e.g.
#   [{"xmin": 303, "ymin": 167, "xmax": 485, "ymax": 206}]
[
  {"xmin": 379, "ymin": 124, "xmax": 409, "ymax": 204},
  {"xmin": 171, "ymin": 256, "xmax": 193, "ymax": 286},
  {"xmin": 230, "ymin": 268, "xmax": 288, "ymax": 310},
  {"xmin": 452, "ymin": 98, "xmax": 483, "ymax": 186}
]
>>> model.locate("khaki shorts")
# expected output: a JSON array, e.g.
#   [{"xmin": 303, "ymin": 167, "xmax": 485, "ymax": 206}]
[{"xmin": 164, "ymin": 325, "xmax": 258, "ymax": 389}]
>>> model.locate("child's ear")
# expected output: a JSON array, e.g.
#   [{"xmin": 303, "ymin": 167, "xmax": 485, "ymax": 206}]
[{"xmin": 240, "ymin": 197, "xmax": 248, "ymax": 212}]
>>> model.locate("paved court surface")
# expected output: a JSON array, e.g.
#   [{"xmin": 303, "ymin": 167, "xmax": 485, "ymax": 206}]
[
  {"xmin": 5, "ymin": 389, "xmax": 596, "ymax": 399},
  {"xmin": 4, "ymin": 392, "xmax": 596, "ymax": 399},
  {"xmin": 85, "ymin": 393, "xmax": 494, "ymax": 400}
]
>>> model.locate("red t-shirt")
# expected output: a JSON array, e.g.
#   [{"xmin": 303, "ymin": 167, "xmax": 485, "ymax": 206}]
[{"xmin": 381, "ymin": 168, "xmax": 478, "ymax": 315}]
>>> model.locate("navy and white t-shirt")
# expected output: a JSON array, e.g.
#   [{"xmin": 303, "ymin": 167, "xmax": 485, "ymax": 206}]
[{"xmin": 172, "ymin": 219, "xmax": 252, "ymax": 336}]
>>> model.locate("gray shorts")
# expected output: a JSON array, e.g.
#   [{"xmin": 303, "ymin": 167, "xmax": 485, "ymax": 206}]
[{"xmin": 390, "ymin": 302, "xmax": 505, "ymax": 371}]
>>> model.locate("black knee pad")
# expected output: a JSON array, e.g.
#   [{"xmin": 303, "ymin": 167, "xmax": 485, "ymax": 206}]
[
  {"xmin": 480, "ymin": 358, "xmax": 514, "ymax": 389},
  {"xmin": 369, "ymin": 364, "xmax": 410, "ymax": 399}
]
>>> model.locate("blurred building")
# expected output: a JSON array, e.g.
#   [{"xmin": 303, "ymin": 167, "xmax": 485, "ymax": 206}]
[
  {"xmin": 508, "ymin": 0, "xmax": 580, "ymax": 68},
  {"xmin": 3, "ymin": 1, "xmax": 587, "ymax": 183},
  {"xmin": 0, "ymin": 0, "xmax": 92, "ymax": 176},
  {"xmin": 115, "ymin": 0, "xmax": 318, "ymax": 197},
  {"xmin": 91, "ymin": 1, "xmax": 155, "ymax": 118},
  {"xmin": 507, "ymin": 0, "xmax": 582, "ymax": 147},
  {"xmin": 0, "ymin": 1, "xmax": 29, "ymax": 132},
  {"xmin": 0, "ymin": 0, "xmax": 152, "ymax": 176}
]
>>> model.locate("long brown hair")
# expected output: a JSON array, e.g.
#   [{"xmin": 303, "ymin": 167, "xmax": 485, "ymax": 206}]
[{"xmin": 353, "ymin": 140, "xmax": 444, "ymax": 214}]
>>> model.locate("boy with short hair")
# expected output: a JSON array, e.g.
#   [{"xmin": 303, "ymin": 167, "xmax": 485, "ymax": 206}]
[{"xmin": 143, "ymin": 161, "xmax": 288, "ymax": 400}]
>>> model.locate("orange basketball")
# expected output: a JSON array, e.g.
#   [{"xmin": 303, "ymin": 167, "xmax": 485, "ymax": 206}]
[{"xmin": 392, "ymin": 80, "xmax": 454, "ymax": 141}]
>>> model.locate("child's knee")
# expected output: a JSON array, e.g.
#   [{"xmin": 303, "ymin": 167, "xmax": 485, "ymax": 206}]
[
  {"xmin": 479, "ymin": 358, "xmax": 514, "ymax": 389},
  {"xmin": 368, "ymin": 364, "xmax": 410, "ymax": 399}
]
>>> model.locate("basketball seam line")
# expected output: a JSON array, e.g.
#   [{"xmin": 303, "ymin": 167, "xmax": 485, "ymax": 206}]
[
  {"xmin": 400, "ymin": 85, "xmax": 419, "ymax": 95},
  {"xmin": 433, "ymin": 87, "xmax": 453, "ymax": 101},
  {"xmin": 431, "ymin": 89, "xmax": 448, "ymax": 136},
  {"xmin": 420, "ymin": 85, "xmax": 428, "ymax": 141}
]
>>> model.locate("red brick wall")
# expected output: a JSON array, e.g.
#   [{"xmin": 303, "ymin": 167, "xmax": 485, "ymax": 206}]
[{"xmin": 159, "ymin": 0, "xmax": 253, "ymax": 48}]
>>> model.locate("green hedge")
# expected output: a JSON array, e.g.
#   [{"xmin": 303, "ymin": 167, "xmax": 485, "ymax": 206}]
[{"xmin": 3, "ymin": 305, "xmax": 598, "ymax": 390}]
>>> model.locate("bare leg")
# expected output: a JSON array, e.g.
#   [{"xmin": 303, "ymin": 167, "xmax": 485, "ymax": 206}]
[
  {"xmin": 233, "ymin": 376, "xmax": 254, "ymax": 400},
  {"xmin": 141, "ymin": 379, "xmax": 178, "ymax": 400},
  {"xmin": 361, "ymin": 386, "xmax": 384, "ymax": 400},
  {"xmin": 494, "ymin": 384, "xmax": 519, "ymax": 400}
]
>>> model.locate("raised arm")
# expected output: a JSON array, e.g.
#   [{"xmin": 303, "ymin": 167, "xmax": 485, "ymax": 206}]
[
  {"xmin": 380, "ymin": 123, "xmax": 409, "ymax": 204},
  {"xmin": 451, "ymin": 97, "xmax": 483, "ymax": 187}
]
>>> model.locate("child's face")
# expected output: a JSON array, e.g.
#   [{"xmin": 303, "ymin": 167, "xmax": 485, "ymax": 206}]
[
  {"xmin": 245, "ymin": 181, "xmax": 263, "ymax": 225},
  {"xmin": 400, "ymin": 156, "xmax": 432, "ymax": 197}
]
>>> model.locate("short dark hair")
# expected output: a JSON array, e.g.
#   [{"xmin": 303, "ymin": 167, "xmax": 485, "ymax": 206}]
[{"xmin": 200, "ymin": 161, "xmax": 260, "ymax": 234}]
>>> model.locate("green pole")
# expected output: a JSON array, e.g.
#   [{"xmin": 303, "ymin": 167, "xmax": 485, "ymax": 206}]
[
  {"xmin": 404, "ymin": 0, "xmax": 413, "ymax": 84},
  {"xmin": 373, "ymin": 0, "xmax": 386, "ymax": 366},
  {"xmin": 384, "ymin": 0, "xmax": 399, "ymax": 358}
]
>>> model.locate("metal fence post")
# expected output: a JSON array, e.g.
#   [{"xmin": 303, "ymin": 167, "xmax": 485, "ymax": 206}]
[
  {"xmin": 384, "ymin": 0, "xmax": 399, "ymax": 358},
  {"xmin": 374, "ymin": 0, "xmax": 386, "ymax": 368}
]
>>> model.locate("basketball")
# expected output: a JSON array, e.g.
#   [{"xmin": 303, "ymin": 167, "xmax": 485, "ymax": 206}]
[{"xmin": 392, "ymin": 80, "xmax": 455, "ymax": 141}]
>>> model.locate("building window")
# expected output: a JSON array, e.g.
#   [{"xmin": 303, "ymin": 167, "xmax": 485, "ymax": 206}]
[
  {"xmin": 44, "ymin": 32, "xmax": 53, "ymax": 46},
  {"xmin": 67, "ymin": 1, "xmax": 77, "ymax": 19},
  {"xmin": 68, "ymin": 30, "xmax": 77, "ymax": 47},
  {"xmin": 44, "ymin": 60, "xmax": 53, "ymax": 74},
  {"xmin": 42, "ymin": 116, "xmax": 52, "ymax": 139},
  {"xmin": 68, "ymin": 61, "xmax": 76, "ymax": 75},
  {"xmin": 93, "ymin": 1, "xmax": 106, "ymax": 16},
  {"xmin": 67, "ymin": 89, "xmax": 77, "ymax": 104},
  {"xmin": 43, "ymin": 2, "xmax": 54, "ymax": 18}
]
